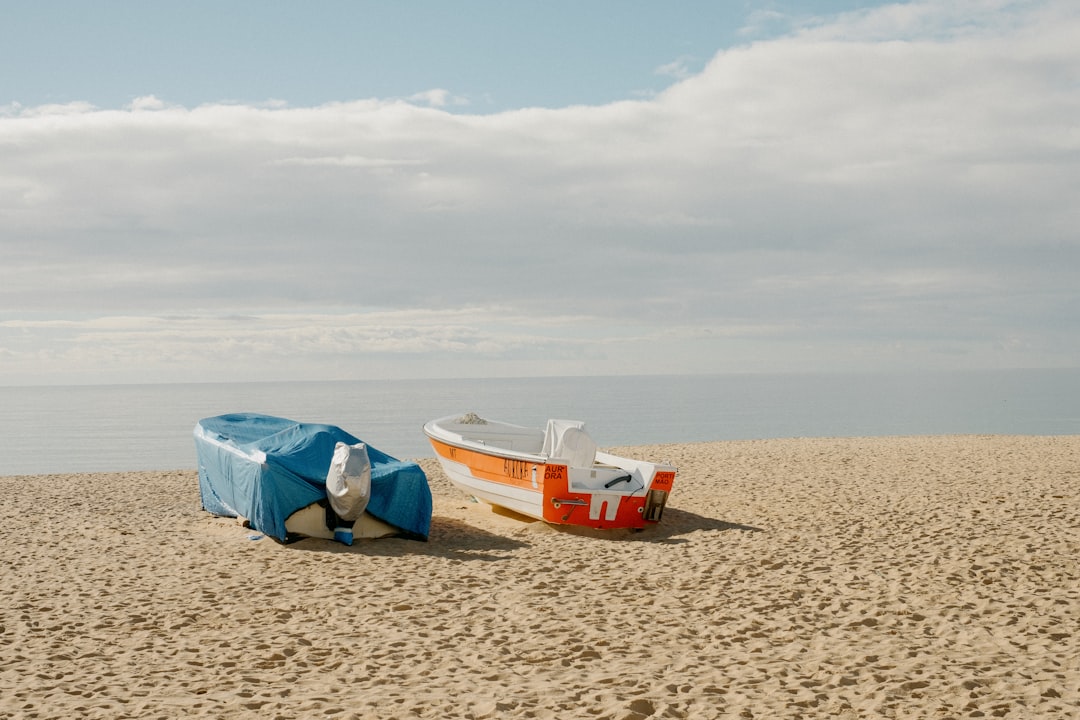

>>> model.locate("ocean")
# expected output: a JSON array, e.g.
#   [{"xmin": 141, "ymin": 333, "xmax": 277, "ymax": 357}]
[{"xmin": 1, "ymin": 369, "xmax": 1078, "ymax": 476}]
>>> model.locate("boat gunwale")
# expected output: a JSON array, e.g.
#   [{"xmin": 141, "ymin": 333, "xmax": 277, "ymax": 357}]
[{"xmin": 423, "ymin": 418, "xmax": 551, "ymax": 465}]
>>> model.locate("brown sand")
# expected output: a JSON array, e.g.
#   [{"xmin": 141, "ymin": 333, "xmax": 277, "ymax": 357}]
[{"xmin": 1, "ymin": 435, "xmax": 1078, "ymax": 719}]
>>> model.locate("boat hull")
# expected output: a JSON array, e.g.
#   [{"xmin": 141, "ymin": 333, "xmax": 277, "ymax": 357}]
[
  {"xmin": 285, "ymin": 503, "xmax": 399, "ymax": 542},
  {"xmin": 425, "ymin": 416, "xmax": 676, "ymax": 530}
]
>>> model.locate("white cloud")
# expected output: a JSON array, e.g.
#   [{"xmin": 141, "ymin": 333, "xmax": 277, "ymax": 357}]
[
  {"xmin": 739, "ymin": 9, "xmax": 798, "ymax": 38},
  {"xmin": 0, "ymin": 308, "xmax": 732, "ymax": 383},
  {"xmin": 271, "ymin": 155, "xmax": 427, "ymax": 168},
  {"xmin": 406, "ymin": 88, "xmax": 469, "ymax": 108},
  {"xmin": 127, "ymin": 95, "xmax": 167, "ymax": 112},
  {"xmin": 1, "ymin": 0, "xmax": 1078, "ymax": 384},
  {"xmin": 654, "ymin": 57, "xmax": 694, "ymax": 80}
]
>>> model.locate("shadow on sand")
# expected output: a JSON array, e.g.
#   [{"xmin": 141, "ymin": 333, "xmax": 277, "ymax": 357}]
[
  {"xmin": 282, "ymin": 503, "xmax": 761, "ymax": 555},
  {"xmin": 287, "ymin": 515, "xmax": 529, "ymax": 561},
  {"xmin": 543, "ymin": 506, "xmax": 764, "ymax": 544}
]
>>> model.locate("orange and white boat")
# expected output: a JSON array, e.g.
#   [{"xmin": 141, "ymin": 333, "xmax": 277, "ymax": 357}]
[{"xmin": 424, "ymin": 413, "xmax": 676, "ymax": 530}]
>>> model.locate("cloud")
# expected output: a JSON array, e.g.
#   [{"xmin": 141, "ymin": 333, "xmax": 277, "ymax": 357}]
[
  {"xmin": 127, "ymin": 95, "xmax": 168, "ymax": 112},
  {"xmin": 739, "ymin": 9, "xmax": 798, "ymax": 38},
  {"xmin": 1, "ymin": 0, "xmax": 1078, "ymax": 384},
  {"xmin": 0, "ymin": 308, "xmax": 731, "ymax": 383},
  {"xmin": 405, "ymin": 88, "xmax": 469, "ymax": 107},
  {"xmin": 654, "ymin": 57, "xmax": 695, "ymax": 80}
]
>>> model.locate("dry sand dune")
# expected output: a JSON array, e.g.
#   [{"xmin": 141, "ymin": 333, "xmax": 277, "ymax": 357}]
[{"xmin": 2, "ymin": 435, "xmax": 1078, "ymax": 719}]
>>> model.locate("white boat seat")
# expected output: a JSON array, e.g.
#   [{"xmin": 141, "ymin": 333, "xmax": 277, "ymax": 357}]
[{"xmin": 542, "ymin": 419, "xmax": 597, "ymax": 468}]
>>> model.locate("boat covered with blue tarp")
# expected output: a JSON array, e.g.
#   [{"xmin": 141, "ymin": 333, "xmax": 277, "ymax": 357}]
[{"xmin": 195, "ymin": 413, "xmax": 432, "ymax": 543}]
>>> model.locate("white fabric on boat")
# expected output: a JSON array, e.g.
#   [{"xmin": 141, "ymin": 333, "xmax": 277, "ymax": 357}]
[
  {"xmin": 325, "ymin": 442, "xmax": 371, "ymax": 521},
  {"xmin": 542, "ymin": 419, "xmax": 597, "ymax": 468}
]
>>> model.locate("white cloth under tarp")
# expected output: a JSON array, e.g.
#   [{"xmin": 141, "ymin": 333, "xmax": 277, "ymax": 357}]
[
  {"xmin": 542, "ymin": 419, "xmax": 597, "ymax": 468},
  {"xmin": 325, "ymin": 442, "xmax": 371, "ymax": 521}
]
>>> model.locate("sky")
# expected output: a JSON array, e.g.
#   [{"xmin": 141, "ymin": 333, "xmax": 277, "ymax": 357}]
[{"xmin": 1, "ymin": 0, "xmax": 1078, "ymax": 385}]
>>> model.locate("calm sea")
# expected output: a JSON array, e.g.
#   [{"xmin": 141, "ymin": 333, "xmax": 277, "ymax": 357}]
[{"xmin": 1, "ymin": 369, "xmax": 1078, "ymax": 476}]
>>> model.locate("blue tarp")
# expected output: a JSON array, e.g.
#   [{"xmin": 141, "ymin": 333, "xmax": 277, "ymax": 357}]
[{"xmin": 195, "ymin": 413, "xmax": 431, "ymax": 542}]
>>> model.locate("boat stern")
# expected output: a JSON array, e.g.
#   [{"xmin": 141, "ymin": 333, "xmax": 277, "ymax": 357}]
[
  {"xmin": 543, "ymin": 461, "xmax": 678, "ymax": 529},
  {"xmin": 642, "ymin": 468, "xmax": 676, "ymax": 522}
]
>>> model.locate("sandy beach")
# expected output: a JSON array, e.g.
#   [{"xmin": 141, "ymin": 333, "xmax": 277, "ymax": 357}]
[{"xmin": 2, "ymin": 434, "xmax": 1078, "ymax": 719}]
